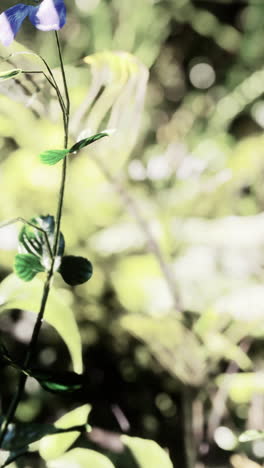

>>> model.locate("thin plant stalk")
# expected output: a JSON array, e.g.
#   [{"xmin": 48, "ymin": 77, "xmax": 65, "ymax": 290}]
[
  {"xmin": 90, "ymin": 156, "xmax": 197, "ymax": 467},
  {"xmin": 0, "ymin": 32, "xmax": 70, "ymax": 450}
]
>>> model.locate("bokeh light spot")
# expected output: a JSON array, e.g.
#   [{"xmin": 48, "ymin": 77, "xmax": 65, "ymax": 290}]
[{"xmin": 189, "ymin": 63, "xmax": 216, "ymax": 89}]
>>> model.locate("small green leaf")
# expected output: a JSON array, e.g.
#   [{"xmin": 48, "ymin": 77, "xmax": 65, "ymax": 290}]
[
  {"xmin": 18, "ymin": 215, "xmax": 65, "ymax": 275},
  {"xmin": 0, "ymin": 68, "xmax": 22, "ymax": 81},
  {"xmin": 38, "ymin": 149, "xmax": 69, "ymax": 166},
  {"xmin": 31, "ymin": 369, "xmax": 83, "ymax": 393},
  {"xmin": 239, "ymin": 430, "xmax": 264, "ymax": 442},
  {"xmin": 59, "ymin": 256, "xmax": 93, "ymax": 286},
  {"xmin": 14, "ymin": 254, "xmax": 45, "ymax": 282},
  {"xmin": 69, "ymin": 133, "xmax": 109, "ymax": 153}
]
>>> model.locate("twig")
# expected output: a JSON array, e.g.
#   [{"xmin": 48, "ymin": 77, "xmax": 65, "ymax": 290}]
[
  {"xmin": 207, "ymin": 339, "xmax": 251, "ymax": 440},
  {"xmin": 91, "ymin": 156, "xmax": 183, "ymax": 313}
]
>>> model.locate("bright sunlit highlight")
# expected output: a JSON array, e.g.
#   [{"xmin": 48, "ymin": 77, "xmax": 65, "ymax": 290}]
[
  {"xmin": 214, "ymin": 426, "xmax": 237, "ymax": 451},
  {"xmin": 189, "ymin": 63, "xmax": 216, "ymax": 89}
]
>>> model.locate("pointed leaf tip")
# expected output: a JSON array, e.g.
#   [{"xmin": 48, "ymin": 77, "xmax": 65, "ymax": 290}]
[
  {"xmin": 0, "ymin": 69, "xmax": 22, "ymax": 81},
  {"xmin": 69, "ymin": 133, "xmax": 109, "ymax": 154}
]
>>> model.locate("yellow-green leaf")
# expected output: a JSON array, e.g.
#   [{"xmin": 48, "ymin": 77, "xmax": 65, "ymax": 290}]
[
  {"xmin": 0, "ymin": 68, "xmax": 22, "ymax": 81},
  {"xmin": 0, "ymin": 274, "xmax": 82, "ymax": 374},
  {"xmin": 46, "ymin": 448, "xmax": 115, "ymax": 468},
  {"xmin": 121, "ymin": 436, "xmax": 173, "ymax": 468},
  {"xmin": 39, "ymin": 405, "xmax": 91, "ymax": 461}
]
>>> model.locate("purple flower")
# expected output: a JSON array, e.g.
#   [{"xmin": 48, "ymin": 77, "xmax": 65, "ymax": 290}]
[{"xmin": 0, "ymin": 0, "xmax": 66, "ymax": 47}]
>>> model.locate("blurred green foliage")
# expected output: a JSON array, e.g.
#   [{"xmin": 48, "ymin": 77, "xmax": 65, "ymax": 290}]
[{"xmin": 0, "ymin": 0, "xmax": 264, "ymax": 466}]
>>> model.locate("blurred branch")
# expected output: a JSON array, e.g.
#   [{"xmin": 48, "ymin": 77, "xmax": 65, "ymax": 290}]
[
  {"xmin": 91, "ymin": 155, "xmax": 183, "ymax": 314},
  {"xmin": 207, "ymin": 339, "xmax": 251, "ymax": 439},
  {"xmin": 182, "ymin": 386, "xmax": 196, "ymax": 468}
]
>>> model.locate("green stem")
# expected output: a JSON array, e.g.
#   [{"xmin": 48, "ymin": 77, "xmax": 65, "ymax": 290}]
[
  {"xmin": 0, "ymin": 32, "xmax": 70, "ymax": 453},
  {"xmin": 53, "ymin": 31, "xmax": 70, "ymax": 259},
  {"xmin": 55, "ymin": 31, "xmax": 70, "ymax": 127}
]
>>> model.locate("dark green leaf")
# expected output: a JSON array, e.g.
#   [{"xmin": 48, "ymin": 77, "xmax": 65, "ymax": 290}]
[
  {"xmin": 14, "ymin": 254, "xmax": 45, "ymax": 282},
  {"xmin": 31, "ymin": 369, "xmax": 83, "ymax": 393},
  {"xmin": 1, "ymin": 349, "xmax": 83, "ymax": 393},
  {"xmin": 69, "ymin": 133, "xmax": 109, "ymax": 153},
  {"xmin": 1, "ymin": 447, "xmax": 28, "ymax": 468},
  {"xmin": 17, "ymin": 215, "xmax": 65, "ymax": 279},
  {"xmin": 0, "ymin": 345, "xmax": 83, "ymax": 393},
  {"xmin": 39, "ymin": 380, "xmax": 82, "ymax": 393},
  {"xmin": 2, "ymin": 421, "xmax": 87, "ymax": 451},
  {"xmin": 38, "ymin": 149, "xmax": 69, "ymax": 166},
  {"xmin": 0, "ymin": 69, "xmax": 22, "ymax": 81},
  {"xmin": 59, "ymin": 255, "xmax": 93, "ymax": 286},
  {"xmin": 0, "ymin": 346, "xmax": 83, "ymax": 393}
]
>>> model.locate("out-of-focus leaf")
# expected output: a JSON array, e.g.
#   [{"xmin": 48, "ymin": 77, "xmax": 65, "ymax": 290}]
[
  {"xmin": 239, "ymin": 430, "xmax": 264, "ymax": 443},
  {"xmin": 2, "ymin": 421, "xmax": 86, "ymax": 451},
  {"xmin": 122, "ymin": 435, "xmax": 173, "ymax": 468},
  {"xmin": 111, "ymin": 255, "xmax": 173, "ymax": 314},
  {"xmin": 230, "ymin": 454, "xmax": 263, "ymax": 468},
  {"xmin": 203, "ymin": 333, "xmax": 252, "ymax": 370},
  {"xmin": 0, "ymin": 349, "xmax": 83, "ymax": 393},
  {"xmin": 14, "ymin": 253, "xmax": 45, "ymax": 281},
  {"xmin": 217, "ymin": 372, "xmax": 264, "ymax": 403},
  {"xmin": 0, "ymin": 274, "xmax": 82, "ymax": 374},
  {"xmin": 0, "ymin": 69, "xmax": 22, "ymax": 81},
  {"xmin": 69, "ymin": 133, "xmax": 109, "ymax": 153},
  {"xmin": 39, "ymin": 405, "xmax": 91, "ymax": 461},
  {"xmin": 59, "ymin": 256, "xmax": 93, "ymax": 286},
  {"xmin": 38, "ymin": 149, "xmax": 69, "ymax": 166},
  {"xmin": 46, "ymin": 448, "xmax": 115, "ymax": 468},
  {"xmin": 121, "ymin": 315, "xmax": 206, "ymax": 385},
  {"xmin": 71, "ymin": 51, "xmax": 149, "ymax": 170},
  {"xmin": 1, "ymin": 448, "xmax": 27, "ymax": 468}
]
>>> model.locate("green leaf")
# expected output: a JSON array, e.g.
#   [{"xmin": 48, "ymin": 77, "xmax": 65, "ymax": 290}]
[
  {"xmin": 46, "ymin": 448, "xmax": 115, "ymax": 468},
  {"xmin": 59, "ymin": 256, "xmax": 93, "ymax": 286},
  {"xmin": 1, "ymin": 448, "xmax": 28, "ymax": 468},
  {"xmin": 239, "ymin": 430, "xmax": 264, "ymax": 443},
  {"xmin": 0, "ymin": 69, "xmax": 22, "ymax": 81},
  {"xmin": 38, "ymin": 149, "xmax": 69, "ymax": 166},
  {"xmin": 17, "ymin": 215, "xmax": 65, "ymax": 279},
  {"xmin": 39, "ymin": 405, "xmax": 91, "ymax": 461},
  {"xmin": 14, "ymin": 254, "xmax": 45, "ymax": 282},
  {"xmin": 121, "ymin": 436, "xmax": 173, "ymax": 468},
  {"xmin": 0, "ymin": 349, "xmax": 83, "ymax": 394},
  {"xmin": 121, "ymin": 315, "xmax": 206, "ymax": 386},
  {"xmin": 2, "ymin": 422, "xmax": 86, "ymax": 451},
  {"xmin": 0, "ymin": 274, "xmax": 83, "ymax": 373},
  {"xmin": 31, "ymin": 369, "xmax": 83, "ymax": 394},
  {"xmin": 69, "ymin": 133, "xmax": 109, "ymax": 153}
]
